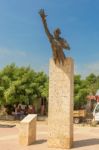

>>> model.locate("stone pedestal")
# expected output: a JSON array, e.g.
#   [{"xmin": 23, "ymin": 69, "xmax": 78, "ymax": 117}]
[
  {"xmin": 48, "ymin": 58, "xmax": 74, "ymax": 149},
  {"xmin": 19, "ymin": 114, "xmax": 37, "ymax": 146}
]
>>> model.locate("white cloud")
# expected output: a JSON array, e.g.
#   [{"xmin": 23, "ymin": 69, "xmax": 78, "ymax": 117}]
[
  {"xmin": 0, "ymin": 48, "xmax": 9, "ymax": 55},
  {"xmin": 85, "ymin": 62, "xmax": 99, "ymax": 74},
  {"xmin": 75, "ymin": 62, "xmax": 99, "ymax": 78},
  {"xmin": 0, "ymin": 48, "xmax": 27, "ymax": 57}
]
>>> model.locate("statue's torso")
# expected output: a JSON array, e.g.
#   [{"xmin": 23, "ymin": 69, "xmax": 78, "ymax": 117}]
[{"xmin": 51, "ymin": 38, "xmax": 62, "ymax": 50}]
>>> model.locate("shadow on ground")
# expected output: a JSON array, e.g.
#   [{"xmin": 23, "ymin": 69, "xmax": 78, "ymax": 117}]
[
  {"xmin": 33, "ymin": 139, "xmax": 47, "ymax": 145},
  {"xmin": 0, "ymin": 124, "xmax": 16, "ymax": 128},
  {"xmin": 74, "ymin": 138, "xmax": 99, "ymax": 148}
]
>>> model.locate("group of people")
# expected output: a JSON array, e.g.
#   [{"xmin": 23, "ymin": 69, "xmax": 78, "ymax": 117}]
[{"xmin": 12, "ymin": 103, "xmax": 35, "ymax": 120}]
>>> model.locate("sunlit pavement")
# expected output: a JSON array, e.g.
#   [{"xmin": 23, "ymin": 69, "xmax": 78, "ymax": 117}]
[{"xmin": 0, "ymin": 121, "xmax": 99, "ymax": 150}]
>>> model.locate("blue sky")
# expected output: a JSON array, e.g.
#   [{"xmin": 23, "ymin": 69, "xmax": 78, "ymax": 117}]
[{"xmin": 0, "ymin": 0, "xmax": 99, "ymax": 77}]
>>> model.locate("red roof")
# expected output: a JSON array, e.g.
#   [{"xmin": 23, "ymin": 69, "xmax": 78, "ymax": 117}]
[
  {"xmin": 87, "ymin": 96, "xmax": 99, "ymax": 102},
  {"xmin": 87, "ymin": 95, "xmax": 96, "ymax": 100}
]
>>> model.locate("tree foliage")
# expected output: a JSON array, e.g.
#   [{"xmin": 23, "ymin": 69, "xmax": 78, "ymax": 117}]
[
  {"xmin": 0, "ymin": 64, "xmax": 99, "ymax": 111},
  {"xmin": 0, "ymin": 64, "xmax": 48, "ymax": 106},
  {"xmin": 74, "ymin": 73, "xmax": 99, "ymax": 110}
]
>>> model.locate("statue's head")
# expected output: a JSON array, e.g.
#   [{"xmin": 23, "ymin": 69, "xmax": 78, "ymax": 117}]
[{"xmin": 54, "ymin": 28, "xmax": 61, "ymax": 38}]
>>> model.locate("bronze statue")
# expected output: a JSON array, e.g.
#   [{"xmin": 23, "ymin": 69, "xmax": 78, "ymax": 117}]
[{"xmin": 39, "ymin": 9, "xmax": 70, "ymax": 65}]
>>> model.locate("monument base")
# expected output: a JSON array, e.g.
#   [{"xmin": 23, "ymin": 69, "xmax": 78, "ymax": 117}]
[
  {"xmin": 48, "ymin": 137, "xmax": 73, "ymax": 149},
  {"xmin": 19, "ymin": 114, "xmax": 37, "ymax": 146},
  {"xmin": 48, "ymin": 58, "xmax": 74, "ymax": 149}
]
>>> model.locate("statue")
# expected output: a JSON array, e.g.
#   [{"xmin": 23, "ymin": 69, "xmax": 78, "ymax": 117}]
[{"xmin": 39, "ymin": 9, "xmax": 70, "ymax": 65}]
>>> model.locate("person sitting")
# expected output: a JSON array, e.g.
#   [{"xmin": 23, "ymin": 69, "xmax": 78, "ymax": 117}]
[
  {"xmin": 24, "ymin": 105, "xmax": 29, "ymax": 115},
  {"xmin": 28, "ymin": 105, "xmax": 35, "ymax": 114},
  {"xmin": 20, "ymin": 102, "xmax": 26, "ymax": 111},
  {"xmin": 14, "ymin": 105, "xmax": 23, "ymax": 120}
]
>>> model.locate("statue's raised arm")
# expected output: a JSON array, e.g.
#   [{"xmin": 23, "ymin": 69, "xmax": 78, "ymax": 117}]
[
  {"xmin": 39, "ymin": 9, "xmax": 53, "ymax": 42},
  {"xmin": 39, "ymin": 9, "xmax": 70, "ymax": 65}
]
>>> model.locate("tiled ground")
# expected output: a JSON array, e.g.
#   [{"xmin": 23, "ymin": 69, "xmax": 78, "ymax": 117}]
[{"xmin": 0, "ymin": 121, "xmax": 99, "ymax": 150}]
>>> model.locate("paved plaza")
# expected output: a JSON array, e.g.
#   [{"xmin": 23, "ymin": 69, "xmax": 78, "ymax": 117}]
[{"xmin": 0, "ymin": 121, "xmax": 99, "ymax": 150}]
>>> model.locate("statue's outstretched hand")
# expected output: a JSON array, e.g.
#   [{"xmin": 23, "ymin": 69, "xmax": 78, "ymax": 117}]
[{"xmin": 39, "ymin": 9, "xmax": 47, "ymax": 21}]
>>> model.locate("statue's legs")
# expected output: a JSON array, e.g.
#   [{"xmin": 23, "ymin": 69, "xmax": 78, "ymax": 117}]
[
  {"xmin": 52, "ymin": 49, "xmax": 58, "ymax": 64},
  {"xmin": 57, "ymin": 49, "xmax": 65, "ymax": 65},
  {"xmin": 52, "ymin": 48, "xmax": 65, "ymax": 65}
]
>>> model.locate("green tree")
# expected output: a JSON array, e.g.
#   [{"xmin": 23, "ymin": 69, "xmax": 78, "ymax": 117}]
[
  {"xmin": 74, "ymin": 75, "xmax": 88, "ymax": 110},
  {"xmin": 0, "ymin": 64, "xmax": 48, "ymax": 106}
]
